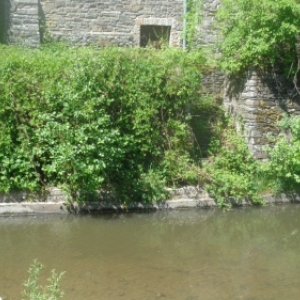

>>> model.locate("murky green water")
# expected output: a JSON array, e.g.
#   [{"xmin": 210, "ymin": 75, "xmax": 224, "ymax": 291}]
[{"xmin": 1, "ymin": 205, "xmax": 300, "ymax": 300}]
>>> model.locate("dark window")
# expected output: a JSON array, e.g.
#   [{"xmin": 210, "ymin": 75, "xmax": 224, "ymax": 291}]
[{"xmin": 140, "ymin": 25, "xmax": 171, "ymax": 48}]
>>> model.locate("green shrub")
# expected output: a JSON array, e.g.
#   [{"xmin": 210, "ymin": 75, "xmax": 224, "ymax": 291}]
[
  {"xmin": 22, "ymin": 260, "xmax": 64, "ymax": 300},
  {"xmin": 216, "ymin": 0, "xmax": 300, "ymax": 75},
  {"xmin": 0, "ymin": 45, "xmax": 206, "ymax": 202},
  {"xmin": 204, "ymin": 121, "xmax": 263, "ymax": 208},
  {"xmin": 265, "ymin": 116, "xmax": 300, "ymax": 193}
]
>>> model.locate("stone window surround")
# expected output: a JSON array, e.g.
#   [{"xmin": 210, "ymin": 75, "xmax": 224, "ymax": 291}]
[{"xmin": 134, "ymin": 17, "xmax": 179, "ymax": 47}]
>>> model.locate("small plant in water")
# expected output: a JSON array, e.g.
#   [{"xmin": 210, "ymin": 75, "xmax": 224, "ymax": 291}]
[{"xmin": 22, "ymin": 260, "xmax": 65, "ymax": 300}]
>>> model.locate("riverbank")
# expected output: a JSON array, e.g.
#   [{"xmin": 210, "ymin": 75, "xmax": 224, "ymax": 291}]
[{"xmin": 0, "ymin": 187, "xmax": 299, "ymax": 216}]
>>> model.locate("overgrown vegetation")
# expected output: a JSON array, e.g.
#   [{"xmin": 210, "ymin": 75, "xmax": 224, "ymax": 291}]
[
  {"xmin": 22, "ymin": 260, "xmax": 64, "ymax": 300},
  {"xmin": 3, "ymin": 0, "xmax": 300, "ymax": 208},
  {"xmin": 264, "ymin": 116, "xmax": 300, "ymax": 194},
  {"xmin": 184, "ymin": 0, "xmax": 203, "ymax": 49},
  {"xmin": 0, "ymin": 45, "xmax": 217, "ymax": 203},
  {"xmin": 204, "ymin": 121, "xmax": 264, "ymax": 208},
  {"xmin": 212, "ymin": 0, "xmax": 300, "ymax": 205},
  {"xmin": 216, "ymin": 0, "xmax": 300, "ymax": 76}
]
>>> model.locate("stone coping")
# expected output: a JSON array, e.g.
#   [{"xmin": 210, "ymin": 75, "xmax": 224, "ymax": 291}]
[{"xmin": 0, "ymin": 187, "xmax": 299, "ymax": 215}]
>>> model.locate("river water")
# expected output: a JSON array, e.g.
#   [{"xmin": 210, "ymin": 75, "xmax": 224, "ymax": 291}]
[{"xmin": 1, "ymin": 205, "xmax": 300, "ymax": 300}]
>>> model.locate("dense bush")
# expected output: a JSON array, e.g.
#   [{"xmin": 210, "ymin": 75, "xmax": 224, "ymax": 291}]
[
  {"xmin": 216, "ymin": 0, "xmax": 300, "ymax": 75},
  {"xmin": 0, "ymin": 45, "xmax": 208, "ymax": 202},
  {"xmin": 203, "ymin": 121, "xmax": 264, "ymax": 208},
  {"xmin": 204, "ymin": 114, "xmax": 300, "ymax": 207},
  {"xmin": 265, "ymin": 116, "xmax": 300, "ymax": 193},
  {"xmin": 2, "ymin": 44, "xmax": 291, "ymax": 207}
]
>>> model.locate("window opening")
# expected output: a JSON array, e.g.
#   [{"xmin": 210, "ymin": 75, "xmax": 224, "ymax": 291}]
[{"xmin": 140, "ymin": 25, "xmax": 171, "ymax": 48}]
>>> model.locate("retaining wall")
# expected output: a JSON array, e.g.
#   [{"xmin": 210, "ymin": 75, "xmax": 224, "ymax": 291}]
[
  {"xmin": 223, "ymin": 69, "xmax": 300, "ymax": 158},
  {"xmin": 0, "ymin": 187, "xmax": 299, "ymax": 215}
]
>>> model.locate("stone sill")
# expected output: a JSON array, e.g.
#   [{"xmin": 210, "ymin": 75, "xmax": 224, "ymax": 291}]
[{"xmin": 0, "ymin": 187, "xmax": 299, "ymax": 215}]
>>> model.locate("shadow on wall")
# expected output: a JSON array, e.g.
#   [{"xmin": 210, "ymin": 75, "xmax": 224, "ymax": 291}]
[
  {"xmin": 0, "ymin": 0, "xmax": 10, "ymax": 44},
  {"xmin": 190, "ymin": 102, "xmax": 226, "ymax": 158},
  {"xmin": 259, "ymin": 67, "xmax": 300, "ymax": 112},
  {"xmin": 226, "ymin": 67, "xmax": 300, "ymax": 115}
]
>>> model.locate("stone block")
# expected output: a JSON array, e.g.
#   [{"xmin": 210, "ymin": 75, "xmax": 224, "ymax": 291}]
[
  {"xmin": 245, "ymin": 99, "xmax": 259, "ymax": 107},
  {"xmin": 243, "ymin": 92, "xmax": 258, "ymax": 99},
  {"xmin": 55, "ymin": 0, "xmax": 66, "ymax": 8},
  {"xmin": 249, "ymin": 130, "xmax": 263, "ymax": 138}
]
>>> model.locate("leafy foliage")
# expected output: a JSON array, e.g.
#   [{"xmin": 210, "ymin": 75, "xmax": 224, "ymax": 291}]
[
  {"xmin": 3, "ymin": 41, "xmax": 294, "ymax": 207},
  {"xmin": 213, "ymin": 0, "xmax": 300, "ymax": 202},
  {"xmin": 184, "ymin": 0, "xmax": 203, "ymax": 49},
  {"xmin": 216, "ymin": 0, "xmax": 300, "ymax": 74},
  {"xmin": 22, "ymin": 260, "xmax": 64, "ymax": 300},
  {"xmin": 265, "ymin": 116, "xmax": 300, "ymax": 193},
  {"xmin": 204, "ymin": 121, "xmax": 263, "ymax": 208},
  {"xmin": 0, "ymin": 45, "xmax": 206, "ymax": 202}
]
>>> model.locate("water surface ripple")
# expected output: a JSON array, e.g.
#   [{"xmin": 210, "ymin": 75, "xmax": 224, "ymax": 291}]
[{"xmin": 1, "ymin": 205, "xmax": 300, "ymax": 300}]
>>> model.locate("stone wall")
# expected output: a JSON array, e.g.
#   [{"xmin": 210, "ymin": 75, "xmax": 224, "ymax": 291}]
[
  {"xmin": 9, "ymin": 0, "xmax": 40, "ymax": 46},
  {"xmin": 197, "ymin": 0, "xmax": 225, "ymax": 98},
  {"xmin": 1, "ymin": 187, "xmax": 300, "ymax": 215},
  {"xmin": 4, "ymin": 0, "xmax": 222, "ymax": 48},
  {"xmin": 224, "ymin": 69, "xmax": 300, "ymax": 159},
  {"xmin": 39, "ymin": 0, "xmax": 183, "ymax": 47},
  {"xmin": 198, "ymin": 0, "xmax": 220, "ymax": 46}
]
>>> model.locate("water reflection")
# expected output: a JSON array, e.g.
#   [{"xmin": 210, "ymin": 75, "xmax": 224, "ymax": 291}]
[{"xmin": 1, "ymin": 206, "xmax": 300, "ymax": 300}]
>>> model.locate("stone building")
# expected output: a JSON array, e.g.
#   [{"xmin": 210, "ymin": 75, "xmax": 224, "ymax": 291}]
[
  {"xmin": 0, "ymin": 0, "xmax": 184, "ymax": 47},
  {"xmin": 0, "ymin": 0, "xmax": 221, "ymax": 48}
]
